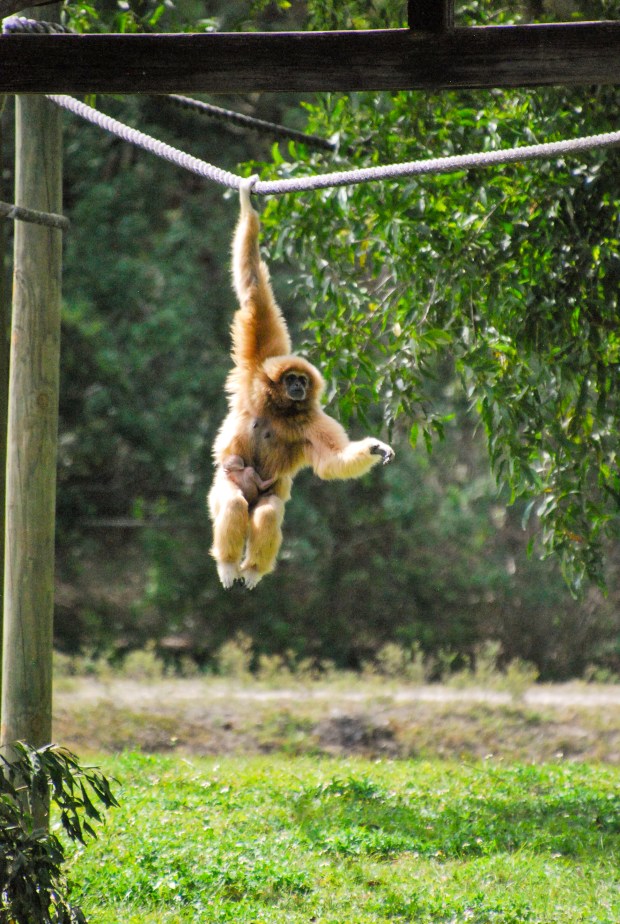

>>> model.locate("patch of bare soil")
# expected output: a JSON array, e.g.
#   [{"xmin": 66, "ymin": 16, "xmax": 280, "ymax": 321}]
[{"xmin": 53, "ymin": 678, "xmax": 620, "ymax": 763}]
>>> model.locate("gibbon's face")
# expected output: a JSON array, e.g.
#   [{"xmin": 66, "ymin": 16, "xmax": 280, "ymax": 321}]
[
  {"xmin": 261, "ymin": 356, "xmax": 324, "ymax": 410},
  {"xmin": 282, "ymin": 371, "xmax": 310, "ymax": 402}
]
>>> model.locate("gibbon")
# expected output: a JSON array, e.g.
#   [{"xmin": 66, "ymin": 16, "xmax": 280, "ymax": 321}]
[
  {"xmin": 222, "ymin": 454, "xmax": 277, "ymax": 505},
  {"xmin": 208, "ymin": 177, "xmax": 394, "ymax": 589}
]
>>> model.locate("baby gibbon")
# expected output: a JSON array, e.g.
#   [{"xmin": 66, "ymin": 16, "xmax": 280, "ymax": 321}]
[
  {"xmin": 208, "ymin": 177, "xmax": 394, "ymax": 588},
  {"xmin": 222, "ymin": 454, "xmax": 277, "ymax": 505}
]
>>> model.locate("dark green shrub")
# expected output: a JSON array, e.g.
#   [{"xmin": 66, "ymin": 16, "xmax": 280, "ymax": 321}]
[{"xmin": 0, "ymin": 742, "xmax": 118, "ymax": 923}]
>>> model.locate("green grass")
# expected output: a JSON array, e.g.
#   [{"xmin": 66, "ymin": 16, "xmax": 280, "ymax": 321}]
[{"xmin": 64, "ymin": 753, "xmax": 620, "ymax": 923}]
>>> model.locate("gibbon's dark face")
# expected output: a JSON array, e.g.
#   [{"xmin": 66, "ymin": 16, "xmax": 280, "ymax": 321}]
[{"xmin": 282, "ymin": 371, "xmax": 309, "ymax": 402}]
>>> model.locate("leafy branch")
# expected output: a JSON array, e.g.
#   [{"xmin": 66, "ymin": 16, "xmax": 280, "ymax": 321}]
[{"xmin": 1, "ymin": 742, "xmax": 118, "ymax": 924}]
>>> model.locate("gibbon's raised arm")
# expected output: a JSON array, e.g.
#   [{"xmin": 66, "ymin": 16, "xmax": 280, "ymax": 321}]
[
  {"xmin": 230, "ymin": 178, "xmax": 291, "ymax": 370},
  {"xmin": 308, "ymin": 413, "xmax": 395, "ymax": 480}
]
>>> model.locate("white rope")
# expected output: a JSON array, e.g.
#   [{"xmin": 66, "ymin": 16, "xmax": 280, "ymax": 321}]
[
  {"xmin": 258, "ymin": 129, "xmax": 620, "ymax": 194},
  {"xmin": 3, "ymin": 15, "xmax": 71, "ymax": 32},
  {"xmin": 47, "ymin": 95, "xmax": 242, "ymax": 190},
  {"xmin": 47, "ymin": 94, "xmax": 620, "ymax": 196}
]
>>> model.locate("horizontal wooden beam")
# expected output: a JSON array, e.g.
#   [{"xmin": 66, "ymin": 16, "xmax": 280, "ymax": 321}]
[{"xmin": 2, "ymin": 22, "xmax": 620, "ymax": 94}]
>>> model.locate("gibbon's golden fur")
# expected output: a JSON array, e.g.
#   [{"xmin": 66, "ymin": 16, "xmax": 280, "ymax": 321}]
[{"xmin": 208, "ymin": 177, "xmax": 394, "ymax": 588}]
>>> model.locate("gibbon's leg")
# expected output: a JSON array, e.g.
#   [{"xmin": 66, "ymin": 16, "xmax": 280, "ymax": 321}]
[
  {"xmin": 208, "ymin": 471, "xmax": 250, "ymax": 588},
  {"xmin": 241, "ymin": 494, "xmax": 286, "ymax": 589}
]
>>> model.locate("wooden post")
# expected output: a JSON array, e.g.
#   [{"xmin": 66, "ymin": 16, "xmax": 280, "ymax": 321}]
[
  {"xmin": 408, "ymin": 0, "xmax": 454, "ymax": 31},
  {"xmin": 0, "ymin": 97, "xmax": 9, "ymax": 705},
  {"xmin": 0, "ymin": 19, "xmax": 62, "ymax": 749}
]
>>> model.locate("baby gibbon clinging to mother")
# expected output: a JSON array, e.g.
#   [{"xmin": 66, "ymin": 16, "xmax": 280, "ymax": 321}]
[
  {"xmin": 208, "ymin": 178, "xmax": 394, "ymax": 588},
  {"xmin": 222, "ymin": 454, "xmax": 277, "ymax": 505}
]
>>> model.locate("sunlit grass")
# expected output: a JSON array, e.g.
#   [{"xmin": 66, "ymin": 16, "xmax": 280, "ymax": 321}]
[{"xmin": 66, "ymin": 753, "xmax": 620, "ymax": 923}]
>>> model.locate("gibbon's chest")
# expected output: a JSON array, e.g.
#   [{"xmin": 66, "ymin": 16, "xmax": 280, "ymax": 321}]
[{"xmin": 250, "ymin": 416, "xmax": 307, "ymax": 478}]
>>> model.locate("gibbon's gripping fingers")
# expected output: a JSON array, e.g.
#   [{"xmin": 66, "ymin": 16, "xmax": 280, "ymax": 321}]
[
  {"xmin": 370, "ymin": 441, "xmax": 395, "ymax": 466},
  {"xmin": 239, "ymin": 174, "xmax": 260, "ymax": 214}
]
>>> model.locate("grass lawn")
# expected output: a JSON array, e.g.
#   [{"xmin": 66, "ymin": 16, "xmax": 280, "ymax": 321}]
[{"xmin": 66, "ymin": 752, "xmax": 620, "ymax": 923}]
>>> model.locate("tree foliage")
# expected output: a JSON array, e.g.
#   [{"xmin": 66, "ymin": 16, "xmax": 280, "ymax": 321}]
[{"xmin": 261, "ymin": 0, "xmax": 620, "ymax": 589}]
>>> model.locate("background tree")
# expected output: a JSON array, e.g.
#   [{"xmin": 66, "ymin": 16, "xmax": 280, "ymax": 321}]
[
  {"xmin": 265, "ymin": 0, "xmax": 620, "ymax": 589},
  {"xmin": 17, "ymin": 0, "xmax": 619, "ymax": 677}
]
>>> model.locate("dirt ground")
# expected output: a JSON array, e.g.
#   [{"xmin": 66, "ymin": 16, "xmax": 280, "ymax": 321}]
[{"xmin": 53, "ymin": 678, "xmax": 620, "ymax": 763}]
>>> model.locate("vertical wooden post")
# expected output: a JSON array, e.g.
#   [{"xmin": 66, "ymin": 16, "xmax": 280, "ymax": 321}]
[
  {"xmin": 0, "ymin": 50, "xmax": 62, "ymax": 748},
  {"xmin": 408, "ymin": 0, "xmax": 454, "ymax": 31},
  {"xmin": 0, "ymin": 98, "xmax": 9, "ymax": 707}
]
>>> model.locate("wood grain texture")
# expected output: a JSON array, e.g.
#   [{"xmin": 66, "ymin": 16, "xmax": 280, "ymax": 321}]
[
  {"xmin": 1, "ymin": 23, "xmax": 620, "ymax": 93},
  {"xmin": 0, "ymin": 93, "xmax": 62, "ymax": 750}
]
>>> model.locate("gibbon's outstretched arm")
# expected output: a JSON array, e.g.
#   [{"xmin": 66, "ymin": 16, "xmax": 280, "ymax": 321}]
[
  {"xmin": 230, "ymin": 177, "xmax": 291, "ymax": 371},
  {"xmin": 307, "ymin": 412, "xmax": 395, "ymax": 480}
]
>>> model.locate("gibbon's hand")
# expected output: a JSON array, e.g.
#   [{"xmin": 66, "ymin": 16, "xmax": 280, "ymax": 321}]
[
  {"xmin": 239, "ymin": 174, "xmax": 260, "ymax": 213},
  {"xmin": 370, "ymin": 440, "xmax": 395, "ymax": 466}
]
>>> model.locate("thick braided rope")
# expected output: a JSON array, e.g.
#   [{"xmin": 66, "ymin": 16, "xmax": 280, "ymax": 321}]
[
  {"xmin": 163, "ymin": 94, "xmax": 336, "ymax": 153},
  {"xmin": 47, "ymin": 94, "xmax": 243, "ymax": 189},
  {"xmin": 2, "ymin": 15, "xmax": 72, "ymax": 32},
  {"xmin": 48, "ymin": 94, "xmax": 620, "ymax": 196},
  {"xmin": 257, "ymin": 130, "xmax": 620, "ymax": 194}
]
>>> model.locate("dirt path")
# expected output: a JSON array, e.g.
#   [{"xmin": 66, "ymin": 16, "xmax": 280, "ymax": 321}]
[
  {"xmin": 53, "ymin": 678, "xmax": 620, "ymax": 763},
  {"xmin": 56, "ymin": 676, "xmax": 620, "ymax": 708}
]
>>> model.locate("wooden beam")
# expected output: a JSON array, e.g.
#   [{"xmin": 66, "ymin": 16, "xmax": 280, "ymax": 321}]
[{"xmin": 0, "ymin": 22, "xmax": 620, "ymax": 93}]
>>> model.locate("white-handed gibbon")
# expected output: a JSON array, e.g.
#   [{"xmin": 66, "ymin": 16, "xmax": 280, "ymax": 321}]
[
  {"xmin": 222, "ymin": 454, "xmax": 277, "ymax": 505},
  {"xmin": 208, "ymin": 177, "xmax": 394, "ymax": 588}
]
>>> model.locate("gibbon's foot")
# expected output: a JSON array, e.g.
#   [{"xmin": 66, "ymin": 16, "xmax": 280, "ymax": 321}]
[
  {"xmin": 370, "ymin": 441, "xmax": 395, "ymax": 466},
  {"xmin": 240, "ymin": 566, "xmax": 263, "ymax": 590},
  {"xmin": 217, "ymin": 561, "xmax": 242, "ymax": 589}
]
